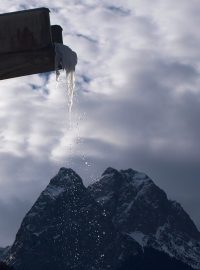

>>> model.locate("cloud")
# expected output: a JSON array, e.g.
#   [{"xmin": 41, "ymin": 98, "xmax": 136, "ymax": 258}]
[{"xmin": 0, "ymin": 0, "xmax": 200, "ymax": 245}]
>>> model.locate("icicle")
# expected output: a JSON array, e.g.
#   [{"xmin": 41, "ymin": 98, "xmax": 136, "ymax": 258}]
[
  {"xmin": 54, "ymin": 43, "xmax": 77, "ymax": 115},
  {"xmin": 66, "ymin": 70, "xmax": 75, "ymax": 114}
]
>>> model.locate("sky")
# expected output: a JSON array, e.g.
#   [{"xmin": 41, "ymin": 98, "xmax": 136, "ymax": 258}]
[{"xmin": 0, "ymin": 0, "xmax": 200, "ymax": 246}]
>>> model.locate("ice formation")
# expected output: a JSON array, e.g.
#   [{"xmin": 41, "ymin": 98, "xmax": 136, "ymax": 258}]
[{"xmin": 55, "ymin": 43, "xmax": 76, "ymax": 115}]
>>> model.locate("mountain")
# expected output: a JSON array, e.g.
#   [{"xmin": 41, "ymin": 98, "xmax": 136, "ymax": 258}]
[
  {"xmin": 88, "ymin": 167, "xmax": 200, "ymax": 269},
  {"xmin": 0, "ymin": 248, "xmax": 12, "ymax": 270},
  {"xmin": 3, "ymin": 167, "xmax": 199, "ymax": 270},
  {"xmin": 4, "ymin": 168, "xmax": 139, "ymax": 270},
  {"xmin": 0, "ymin": 248, "xmax": 10, "ymax": 262},
  {"xmin": 117, "ymin": 247, "xmax": 196, "ymax": 270},
  {"xmin": 0, "ymin": 248, "xmax": 5, "ymax": 260},
  {"xmin": 0, "ymin": 261, "xmax": 14, "ymax": 270}
]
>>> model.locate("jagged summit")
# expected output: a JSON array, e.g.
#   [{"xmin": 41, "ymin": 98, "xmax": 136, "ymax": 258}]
[
  {"xmin": 88, "ymin": 168, "xmax": 155, "ymax": 220},
  {"xmin": 58, "ymin": 167, "xmax": 76, "ymax": 175},
  {"xmin": 88, "ymin": 167, "xmax": 200, "ymax": 269},
  {"xmin": 102, "ymin": 167, "xmax": 153, "ymax": 184},
  {"xmin": 102, "ymin": 167, "xmax": 119, "ymax": 176},
  {"xmin": 49, "ymin": 167, "xmax": 83, "ymax": 187},
  {"xmin": 102, "ymin": 167, "xmax": 141, "ymax": 179},
  {"xmin": 31, "ymin": 167, "xmax": 85, "ymax": 203},
  {"xmin": 100, "ymin": 168, "xmax": 153, "ymax": 198},
  {"xmin": 120, "ymin": 168, "xmax": 139, "ymax": 175}
]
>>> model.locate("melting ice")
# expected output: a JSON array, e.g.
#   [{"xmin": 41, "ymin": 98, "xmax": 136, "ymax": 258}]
[{"xmin": 55, "ymin": 43, "xmax": 77, "ymax": 116}]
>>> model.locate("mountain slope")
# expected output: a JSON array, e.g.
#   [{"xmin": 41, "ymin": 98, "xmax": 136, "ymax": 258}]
[
  {"xmin": 117, "ymin": 247, "xmax": 196, "ymax": 270},
  {"xmin": 88, "ymin": 167, "xmax": 200, "ymax": 269},
  {"xmin": 4, "ymin": 167, "xmax": 199, "ymax": 270},
  {"xmin": 0, "ymin": 247, "xmax": 10, "ymax": 262},
  {"xmin": 5, "ymin": 168, "xmax": 139, "ymax": 270},
  {"xmin": 0, "ymin": 248, "xmax": 5, "ymax": 260}
]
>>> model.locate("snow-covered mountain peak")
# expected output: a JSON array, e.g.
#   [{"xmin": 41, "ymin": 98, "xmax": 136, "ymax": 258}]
[
  {"xmin": 120, "ymin": 168, "xmax": 140, "ymax": 177},
  {"xmin": 88, "ymin": 167, "xmax": 200, "ymax": 269},
  {"xmin": 120, "ymin": 169, "xmax": 154, "ymax": 191},
  {"xmin": 36, "ymin": 168, "xmax": 85, "ymax": 202},
  {"xmin": 101, "ymin": 168, "xmax": 152, "ymax": 187},
  {"xmin": 88, "ymin": 168, "xmax": 155, "ymax": 211},
  {"xmin": 102, "ymin": 167, "xmax": 120, "ymax": 177},
  {"xmin": 50, "ymin": 167, "xmax": 83, "ymax": 188}
]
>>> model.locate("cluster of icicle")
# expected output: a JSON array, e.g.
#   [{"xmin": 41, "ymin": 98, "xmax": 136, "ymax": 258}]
[{"xmin": 55, "ymin": 43, "xmax": 76, "ymax": 115}]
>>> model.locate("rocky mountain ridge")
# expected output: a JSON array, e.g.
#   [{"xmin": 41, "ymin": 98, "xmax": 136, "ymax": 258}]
[
  {"xmin": 0, "ymin": 247, "xmax": 10, "ymax": 261},
  {"xmin": 0, "ymin": 248, "xmax": 5, "ymax": 260},
  {"xmin": 88, "ymin": 167, "xmax": 200, "ymax": 269},
  {"xmin": 3, "ymin": 167, "xmax": 199, "ymax": 270},
  {"xmin": 5, "ymin": 168, "xmax": 139, "ymax": 270}
]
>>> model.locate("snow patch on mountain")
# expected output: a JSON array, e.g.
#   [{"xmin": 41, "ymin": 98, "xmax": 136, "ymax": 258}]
[{"xmin": 128, "ymin": 231, "xmax": 148, "ymax": 247}]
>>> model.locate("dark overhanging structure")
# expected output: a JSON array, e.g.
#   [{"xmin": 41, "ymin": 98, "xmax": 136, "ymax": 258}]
[{"xmin": 0, "ymin": 7, "xmax": 77, "ymax": 80}]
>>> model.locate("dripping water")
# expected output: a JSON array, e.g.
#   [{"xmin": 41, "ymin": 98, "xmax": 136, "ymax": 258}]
[
  {"xmin": 66, "ymin": 70, "xmax": 75, "ymax": 128},
  {"xmin": 55, "ymin": 43, "xmax": 76, "ymax": 124},
  {"xmin": 54, "ymin": 43, "xmax": 93, "ymax": 174}
]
